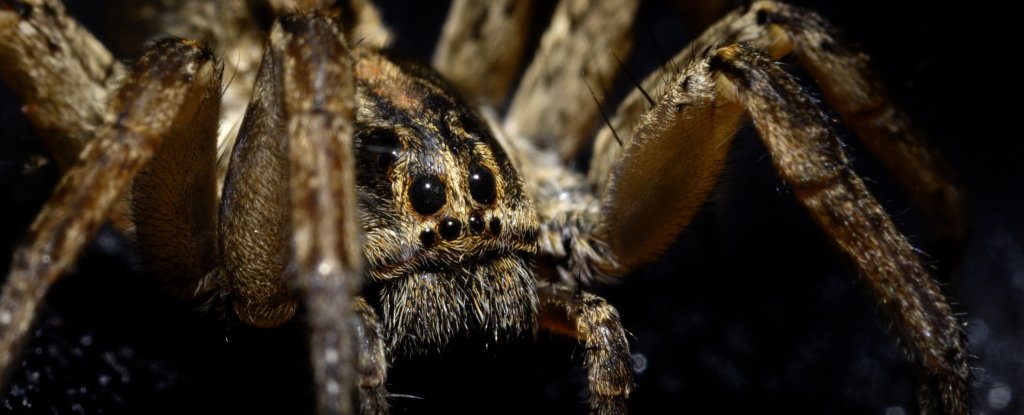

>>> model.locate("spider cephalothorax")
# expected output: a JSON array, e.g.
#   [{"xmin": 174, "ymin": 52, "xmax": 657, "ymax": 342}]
[
  {"xmin": 351, "ymin": 53, "xmax": 540, "ymax": 351},
  {"xmin": 0, "ymin": 1, "xmax": 973, "ymax": 414}
]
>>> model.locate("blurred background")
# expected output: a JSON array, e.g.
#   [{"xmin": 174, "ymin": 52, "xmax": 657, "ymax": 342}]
[{"xmin": 1, "ymin": 0, "xmax": 1020, "ymax": 414}]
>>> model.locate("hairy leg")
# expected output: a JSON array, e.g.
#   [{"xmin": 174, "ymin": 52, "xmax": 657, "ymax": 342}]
[
  {"xmin": 281, "ymin": 13, "xmax": 363, "ymax": 414},
  {"xmin": 353, "ymin": 297, "xmax": 387, "ymax": 415},
  {"xmin": 221, "ymin": 12, "xmax": 379, "ymax": 414},
  {"xmin": 0, "ymin": 0, "xmax": 124, "ymax": 170},
  {"xmin": 749, "ymin": 1, "xmax": 966, "ymax": 264},
  {"xmin": 594, "ymin": 1, "xmax": 964, "ymax": 257},
  {"xmin": 263, "ymin": 0, "xmax": 392, "ymax": 48},
  {"xmin": 504, "ymin": 0, "xmax": 639, "ymax": 161},
  {"xmin": 587, "ymin": 21, "xmax": 972, "ymax": 410},
  {"xmin": 540, "ymin": 284, "xmax": 633, "ymax": 414},
  {"xmin": 712, "ymin": 43, "xmax": 970, "ymax": 415},
  {"xmin": 593, "ymin": 37, "xmax": 969, "ymax": 413},
  {"xmin": 432, "ymin": 0, "xmax": 533, "ymax": 106},
  {"xmin": 0, "ymin": 39, "xmax": 221, "ymax": 391}
]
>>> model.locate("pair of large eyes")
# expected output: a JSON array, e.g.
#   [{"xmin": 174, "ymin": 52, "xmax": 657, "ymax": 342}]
[
  {"xmin": 359, "ymin": 128, "xmax": 497, "ymax": 214},
  {"xmin": 409, "ymin": 165, "xmax": 496, "ymax": 214}
]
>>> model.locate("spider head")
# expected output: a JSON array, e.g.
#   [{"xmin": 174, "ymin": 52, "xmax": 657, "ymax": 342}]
[{"xmin": 352, "ymin": 52, "xmax": 540, "ymax": 352}]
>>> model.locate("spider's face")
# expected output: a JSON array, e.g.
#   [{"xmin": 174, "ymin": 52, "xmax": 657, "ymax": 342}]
[{"xmin": 351, "ymin": 52, "xmax": 540, "ymax": 351}]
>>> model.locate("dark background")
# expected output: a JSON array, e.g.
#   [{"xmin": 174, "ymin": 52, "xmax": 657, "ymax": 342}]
[{"xmin": 1, "ymin": 0, "xmax": 1021, "ymax": 414}]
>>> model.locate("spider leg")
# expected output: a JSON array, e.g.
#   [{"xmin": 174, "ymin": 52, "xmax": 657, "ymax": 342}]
[
  {"xmin": 587, "ymin": 49, "xmax": 746, "ymax": 272},
  {"xmin": 220, "ymin": 12, "xmax": 381, "ymax": 414},
  {"xmin": 353, "ymin": 297, "xmax": 387, "ymax": 415},
  {"xmin": 714, "ymin": 43, "xmax": 970, "ymax": 415},
  {"xmin": 593, "ymin": 40, "xmax": 970, "ymax": 414},
  {"xmin": 503, "ymin": 0, "xmax": 640, "ymax": 161},
  {"xmin": 432, "ymin": 0, "xmax": 533, "ymax": 106},
  {"xmin": 282, "ymin": 13, "xmax": 363, "ymax": 414},
  {"xmin": 539, "ymin": 284, "xmax": 633, "ymax": 415},
  {"xmin": 263, "ymin": 0, "xmax": 392, "ymax": 48},
  {"xmin": 109, "ymin": 0, "xmax": 270, "ymax": 196},
  {"xmin": 597, "ymin": 1, "xmax": 965, "ymax": 260},
  {"xmin": 0, "ymin": 0, "xmax": 125, "ymax": 171},
  {"xmin": 749, "ymin": 0, "xmax": 966, "ymax": 267},
  {"xmin": 0, "ymin": 39, "xmax": 221, "ymax": 392}
]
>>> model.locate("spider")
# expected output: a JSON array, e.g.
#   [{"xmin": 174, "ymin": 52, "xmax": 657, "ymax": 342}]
[{"xmin": 0, "ymin": 0, "xmax": 973, "ymax": 414}]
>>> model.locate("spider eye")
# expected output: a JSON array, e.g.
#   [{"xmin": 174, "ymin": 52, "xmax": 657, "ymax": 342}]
[
  {"xmin": 357, "ymin": 128, "xmax": 401, "ymax": 171},
  {"xmin": 409, "ymin": 175, "xmax": 446, "ymax": 214},
  {"xmin": 468, "ymin": 165, "xmax": 496, "ymax": 205},
  {"xmin": 439, "ymin": 217, "xmax": 462, "ymax": 240}
]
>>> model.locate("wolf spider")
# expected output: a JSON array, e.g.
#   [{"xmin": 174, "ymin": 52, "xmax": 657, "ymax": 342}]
[{"xmin": 0, "ymin": 0, "xmax": 970, "ymax": 414}]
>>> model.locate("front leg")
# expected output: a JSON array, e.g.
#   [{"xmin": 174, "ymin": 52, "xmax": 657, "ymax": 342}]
[
  {"xmin": 540, "ymin": 284, "xmax": 633, "ymax": 414},
  {"xmin": 590, "ymin": 37, "xmax": 970, "ymax": 414},
  {"xmin": 0, "ymin": 38, "xmax": 221, "ymax": 392},
  {"xmin": 221, "ymin": 12, "xmax": 380, "ymax": 414},
  {"xmin": 353, "ymin": 297, "xmax": 387, "ymax": 415},
  {"xmin": 0, "ymin": 0, "xmax": 123, "ymax": 170},
  {"xmin": 710, "ymin": 44, "xmax": 971, "ymax": 415}
]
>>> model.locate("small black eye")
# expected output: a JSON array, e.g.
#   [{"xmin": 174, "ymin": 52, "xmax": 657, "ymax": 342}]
[
  {"xmin": 409, "ymin": 175, "xmax": 446, "ymax": 214},
  {"xmin": 419, "ymin": 228, "xmax": 436, "ymax": 247},
  {"xmin": 468, "ymin": 165, "xmax": 496, "ymax": 205},
  {"xmin": 439, "ymin": 217, "xmax": 462, "ymax": 241},
  {"xmin": 468, "ymin": 212, "xmax": 484, "ymax": 234}
]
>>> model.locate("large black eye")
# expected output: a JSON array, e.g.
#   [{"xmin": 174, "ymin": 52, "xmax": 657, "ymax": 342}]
[
  {"xmin": 468, "ymin": 165, "xmax": 496, "ymax": 205},
  {"xmin": 409, "ymin": 175, "xmax": 446, "ymax": 214},
  {"xmin": 357, "ymin": 128, "xmax": 401, "ymax": 171}
]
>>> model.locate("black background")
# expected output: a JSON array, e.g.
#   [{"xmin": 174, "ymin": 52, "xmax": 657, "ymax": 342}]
[{"xmin": 1, "ymin": 0, "xmax": 1021, "ymax": 414}]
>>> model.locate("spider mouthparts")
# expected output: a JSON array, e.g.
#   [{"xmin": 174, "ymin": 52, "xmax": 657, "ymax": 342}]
[{"xmin": 379, "ymin": 248, "xmax": 538, "ymax": 351}]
